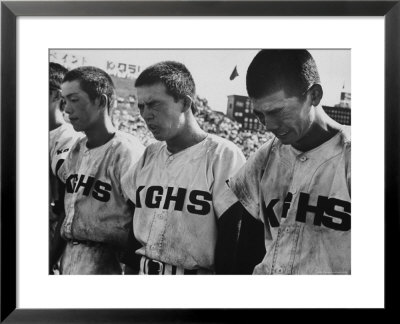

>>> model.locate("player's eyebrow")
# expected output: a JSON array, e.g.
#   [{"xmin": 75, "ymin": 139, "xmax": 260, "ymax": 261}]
[
  {"xmin": 61, "ymin": 93, "xmax": 79, "ymax": 99},
  {"xmin": 263, "ymin": 106, "xmax": 284, "ymax": 115},
  {"xmin": 138, "ymin": 100, "xmax": 159, "ymax": 109}
]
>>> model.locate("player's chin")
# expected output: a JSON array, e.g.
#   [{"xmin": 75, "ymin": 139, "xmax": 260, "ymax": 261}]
[
  {"xmin": 274, "ymin": 132, "xmax": 291, "ymax": 144},
  {"xmin": 151, "ymin": 130, "xmax": 165, "ymax": 141},
  {"xmin": 71, "ymin": 124, "xmax": 83, "ymax": 132}
]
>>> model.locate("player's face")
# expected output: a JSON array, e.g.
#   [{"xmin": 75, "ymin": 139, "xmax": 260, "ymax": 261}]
[
  {"xmin": 252, "ymin": 89, "xmax": 314, "ymax": 146},
  {"xmin": 137, "ymin": 83, "xmax": 185, "ymax": 142},
  {"xmin": 61, "ymin": 80, "xmax": 102, "ymax": 132}
]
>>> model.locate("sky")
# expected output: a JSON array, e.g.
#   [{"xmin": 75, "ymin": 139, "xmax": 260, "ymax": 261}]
[{"xmin": 50, "ymin": 49, "xmax": 351, "ymax": 113}]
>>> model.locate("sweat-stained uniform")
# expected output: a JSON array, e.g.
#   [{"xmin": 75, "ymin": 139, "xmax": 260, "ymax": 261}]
[
  {"xmin": 49, "ymin": 123, "xmax": 83, "ymax": 242},
  {"xmin": 122, "ymin": 134, "xmax": 246, "ymax": 274},
  {"xmin": 50, "ymin": 123, "xmax": 83, "ymax": 176},
  {"xmin": 57, "ymin": 131, "xmax": 145, "ymax": 274},
  {"xmin": 229, "ymin": 126, "xmax": 351, "ymax": 275}
]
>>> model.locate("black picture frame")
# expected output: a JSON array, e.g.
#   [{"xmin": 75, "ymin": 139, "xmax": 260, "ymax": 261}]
[{"xmin": 1, "ymin": 0, "xmax": 399, "ymax": 322}]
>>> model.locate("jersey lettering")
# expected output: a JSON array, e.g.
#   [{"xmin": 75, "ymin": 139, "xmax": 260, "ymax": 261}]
[
  {"xmin": 56, "ymin": 147, "xmax": 70, "ymax": 155},
  {"xmin": 296, "ymin": 193, "xmax": 326, "ymax": 224},
  {"xmin": 55, "ymin": 159, "xmax": 65, "ymax": 175},
  {"xmin": 136, "ymin": 186, "xmax": 145, "ymax": 208},
  {"xmin": 281, "ymin": 192, "xmax": 293, "ymax": 219},
  {"xmin": 265, "ymin": 192, "xmax": 350, "ymax": 231},
  {"xmin": 145, "ymin": 186, "xmax": 163, "ymax": 208},
  {"xmin": 65, "ymin": 173, "xmax": 112, "ymax": 202},
  {"xmin": 92, "ymin": 180, "xmax": 112, "ymax": 202},
  {"xmin": 321, "ymin": 197, "xmax": 351, "ymax": 231},
  {"xmin": 66, "ymin": 174, "xmax": 78, "ymax": 193},
  {"xmin": 163, "ymin": 187, "xmax": 186, "ymax": 211},
  {"xmin": 263, "ymin": 198, "xmax": 280, "ymax": 227},
  {"xmin": 187, "ymin": 190, "xmax": 212, "ymax": 215},
  {"xmin": 136, "ymin": 185, "xmax": 212, "ymax": 216},
  {"xmin": 74, "ymin": 174, "xmax": 95, "ymax": 196}
]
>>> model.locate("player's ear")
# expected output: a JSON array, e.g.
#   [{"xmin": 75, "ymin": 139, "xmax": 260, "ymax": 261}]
[
  {"xmin": 308, "ymin": 84, "xmax": 323, "ymax": 107},
  {"xmin": 182, "ymin": 95, "xmax": 193, "ymax": 113},
  {"xmin": 98, "ymin": 94, "xmax": 108, "ymax": 111},
  {"xmin": 50, "ymin": 89, "xmax": 62, "ymax": 103}
]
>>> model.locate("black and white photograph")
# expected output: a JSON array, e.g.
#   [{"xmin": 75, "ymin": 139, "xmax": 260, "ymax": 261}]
[
  {"xmin": 3, "ymin": 2, "xmax": 397, "ymax": 317},
  {"xmin": 49, "ymin": 49, "xmax": 351, "ymax": 276}
]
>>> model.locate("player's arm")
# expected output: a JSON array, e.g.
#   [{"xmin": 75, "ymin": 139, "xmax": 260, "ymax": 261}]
[
  {"xmin": 119, "ymin": 200, "xmax": 142, "ymax": 274},
  {"xmin": 49, "ymin": 157, "xmax": 70, "ymax": 274},
  {"xmin": 215, "ymin": 201, "xmax": 265, "ymax": 274},
  {"xmin": 49, "ymin": 176, "xmax": 67, "ymax": 274}
]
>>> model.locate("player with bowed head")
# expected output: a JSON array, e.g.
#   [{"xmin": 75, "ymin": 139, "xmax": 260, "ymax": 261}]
[
  {"xmin": 228, "ymin": 50, "xmax": 351, "ymax": 274},
  {"xmin": 54, "ymin": 66, "xmax": 145, "ymax": 274},
  {"xmin": 49, "ymin": 62, "xmax": 83, "ymax": 274},
  {"xmin": 121, "ymin": 61, "xmax": 263, "ymax": 275}
]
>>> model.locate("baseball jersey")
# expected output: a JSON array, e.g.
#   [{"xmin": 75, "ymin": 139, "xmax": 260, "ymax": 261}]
[
  {"xmin": 50, "ymin": 123, "xmax": 83, "ymax": 176},
  {"xmin": 49, "ymin": 123, "xmax": 83, "ymax": 241},
  {"xmin": 57, "ymin": 130, "xmax": 145, "ymax": 274},
  {"xmin": 229, "ymin": 126, "xmax": 351, "ymax": 275},
  {"xmin": 122, "ymin": 134, "xmax": 246, "ymax": 272}
]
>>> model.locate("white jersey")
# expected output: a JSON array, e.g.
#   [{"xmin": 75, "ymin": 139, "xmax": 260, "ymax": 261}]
[
  {"xmin": 229, "ymin": 127, "xmax": 351, "ymax": 275},
  {"xmin": 57, "ymin": 131, "xmax": 145, "ymax": 274},
  {"xmin": 122, "ymin": 134, "xmax": 246, "ymax": 272},
  {"xmin": 49, "ymin": 123, "xmax": 82, "ymax": 242},
  {"xmin": 49, "ymin": 123, "xmax": 83, "ymax": 176}
]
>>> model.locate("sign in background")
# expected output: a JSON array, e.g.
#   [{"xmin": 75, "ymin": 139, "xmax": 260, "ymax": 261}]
[{"xmin": 50, "ymin": 50, "xmax": 142, "ymax": 80}]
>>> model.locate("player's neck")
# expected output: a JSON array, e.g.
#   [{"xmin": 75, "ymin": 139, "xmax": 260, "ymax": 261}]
[
  {"xmin": 166, "ymin": 119, "xmax": 207, "ymax": 154},
  {"xmin": 85, "ymin": 118, "xmax": 116, "ymax": 149},
  {"xmin": 292, "ymin": 106, "xmax": 341, "ymax": 152}
]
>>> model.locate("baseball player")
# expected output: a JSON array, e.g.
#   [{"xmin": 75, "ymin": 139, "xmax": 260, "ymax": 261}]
[
  {"xmin": 228, "ymin": 50, "xmax": 351, "ymax": 274},
  {"xmin": 49, "ymin": 62, "xmax": 83, "ymax": 273},
  {"xmin": 121, "ymin": 61, "xmax": 247, "ymax": 275},
  {"xmin": 56, "ymin": 66, "xmax": 145, "ymax": 274}
]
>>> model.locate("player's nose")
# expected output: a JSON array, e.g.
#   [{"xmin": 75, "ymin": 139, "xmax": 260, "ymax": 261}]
[
  {"xmin": 264, "ymin": 118, "xmax": 279, "ymax": 132},
  {"xmin": 64, "ymin": 101, "xmax": 73, "ymax": 115},
  {"xmin": 141, "ymin": 107, "xmax": 153, "ymax": 121}
]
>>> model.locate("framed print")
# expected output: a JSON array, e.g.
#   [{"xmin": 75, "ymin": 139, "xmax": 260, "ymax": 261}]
[{"xmin": 1, "ymin": 0, "xmax": 399, "ymax": 322}]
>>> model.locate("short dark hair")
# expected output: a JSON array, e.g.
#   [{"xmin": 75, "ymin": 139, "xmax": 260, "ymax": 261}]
[
  {"xmin": 50, "ymin": 62, "xmax": 68, "ymax": 91},
  {"xmin": 246, "ymin": 49, "xmax": 321, "ymax": 100},
  {"xmin": 63, "ymin": 66, "xmax": 116, "ymax": 111},
  {"xmin": 135, "ymin": 61, "xmax": 197, "ymax": 114}
]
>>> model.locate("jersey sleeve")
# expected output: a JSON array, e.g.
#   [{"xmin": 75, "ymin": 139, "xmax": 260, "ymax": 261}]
[
  {"xmin": 56, "ymin": 152, "xmax": 68, "ymax": 184},
  {"xmin": 120, "ymin": 146, "xmax": 147, "ymax": 204},
  {"xmin": 345, "ymin": 141, "xmax": 351, "ymax": 197},
  {"xmin": 115, "ymin": 136, "xmax": 145, "ymax": 203},
  {"xmin": 55, "ymin": 136, "xmax": 81, "ymax": 183},
  {"xmin": 228, "ymin": 140, "xmax": 274, "ymax": 220},
  {"xmin": 49, "ymin": 126, "xmax": 82, "ymax": 176},
  {"xmin": 211, "ymin": 142, "xmax": 246, "ymax": 218}
]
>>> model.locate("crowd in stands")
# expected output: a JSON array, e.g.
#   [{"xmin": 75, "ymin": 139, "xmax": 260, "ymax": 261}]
[{"xmin": 111, "ymin": 95, "xmax": 274, "ymax": 159}]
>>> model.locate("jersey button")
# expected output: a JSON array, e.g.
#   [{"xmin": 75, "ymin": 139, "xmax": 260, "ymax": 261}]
[{"xmin": 299, "ymin": 156, "xmax": 307, "ymax": 162}]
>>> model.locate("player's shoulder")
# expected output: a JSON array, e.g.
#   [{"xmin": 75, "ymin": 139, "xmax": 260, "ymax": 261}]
[
  {"xmin": 339, "ymin": 125, "xmax": 351, "ymax": 146},
  {"xmin": 60, "ymin": 123, "xmax": 80, "ymax": 137},
  {"xmin": 252, "ymin": 136, "xmax": 276, "ymax": 161},
  {"xmin": 204, "ymin": 133, "xmax": 243, "ymax": 154},
  {"xmin": 50, "ymin": 123, "xmax": 82, "ymax": 145},
  {"xmin": 142, "ymin": 140, "xmax": 165, "ymax": 158},
  {"xmin": 69, "ymin": 134, "xmax": 87, "ymax": 153},
  {"xmin": 337, "ymin": 126, "xmax": 351, "ymax": 167},
  {"xmin": 111, "ymin": 131, "xmax": 145, "ymax": 152}
]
